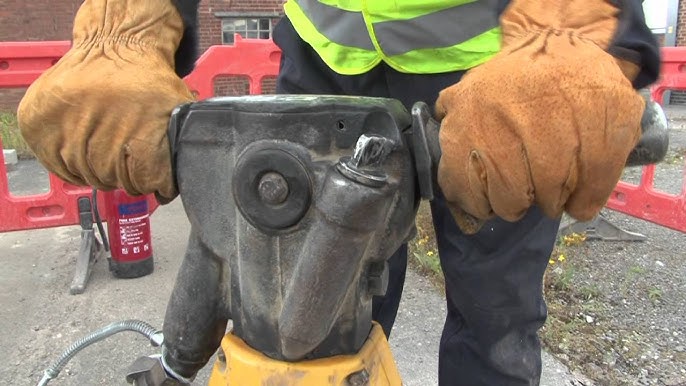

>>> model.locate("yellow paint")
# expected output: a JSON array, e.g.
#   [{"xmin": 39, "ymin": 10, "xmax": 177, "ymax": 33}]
[{"xmin": 208, "ymin": 322, "xmax": 402, "ymax": 386}]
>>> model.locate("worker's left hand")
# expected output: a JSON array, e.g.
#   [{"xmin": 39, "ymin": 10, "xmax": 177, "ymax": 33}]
[
  {"xmin": 435, "ymin": 0, "xmax": 646, "ymax": 233},
  {"xmin": 17, "ymin": 0, "xmax": 193, "ymax": 204}
]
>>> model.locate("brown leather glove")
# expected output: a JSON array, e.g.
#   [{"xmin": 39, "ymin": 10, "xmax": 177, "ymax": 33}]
[
  {"xmin": 435, "ymin": 0, "xmax": 645, "ymax": 233},
  {"xmin": 17, "ymin": 0, "xmax": 194, "ymax": 202}
]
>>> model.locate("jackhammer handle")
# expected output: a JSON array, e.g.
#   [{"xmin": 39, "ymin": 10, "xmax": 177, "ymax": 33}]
[
  {"xmin": 410, "ymin": 98, "xmax": 669, "ymax": 233},
  {"xmin": 626, "ymin": 99, "xmax": 670, "ymax": 167},
  {"xmin": 166, "ymin": 102, "xmax": 194, "ymax": 193}
]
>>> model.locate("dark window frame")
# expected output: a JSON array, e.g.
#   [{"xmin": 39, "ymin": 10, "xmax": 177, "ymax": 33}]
[{"xmin": 216, "ymin": 12, "xmax": 281, "ymax": 45}]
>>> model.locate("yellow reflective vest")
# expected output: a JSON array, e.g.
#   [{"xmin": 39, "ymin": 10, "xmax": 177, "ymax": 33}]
[{"xmin": 283, "ymin": 0, "xmax": 502, "ymax": 75}]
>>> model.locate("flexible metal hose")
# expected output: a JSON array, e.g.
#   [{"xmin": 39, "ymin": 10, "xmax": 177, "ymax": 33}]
[{"xmin": 37, "ymin": 319, "xmax": 163, "ymax": 386}]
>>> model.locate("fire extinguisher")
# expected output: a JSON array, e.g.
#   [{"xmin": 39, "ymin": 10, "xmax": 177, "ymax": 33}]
[{"xmin": 100, "ymin": 189, "xmax": 155, "ymax": 278}]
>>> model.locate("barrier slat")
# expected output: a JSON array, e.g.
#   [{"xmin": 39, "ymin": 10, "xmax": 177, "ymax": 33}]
[
  {"xmin": 0, "ymin": 41, "xmax": 71, "ymax": 88},
  {"xmin": 607, "ymin": 166, "xmax": 686, "ymax": 233},
  {"xmin": 602, "ymin": 47, "xmax": 686, "ymax": 233}
]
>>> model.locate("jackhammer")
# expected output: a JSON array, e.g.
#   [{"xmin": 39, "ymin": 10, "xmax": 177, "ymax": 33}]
[{"xmin": 36, "ymin": 94, "xmax": 668, "ymax": 386}]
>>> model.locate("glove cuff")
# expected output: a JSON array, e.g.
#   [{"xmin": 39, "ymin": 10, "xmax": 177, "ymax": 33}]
[
  {"xmin": 71, "ymin": 0, "xmax": 185, "ymax": 65},
  {"xmin": 606, "ymin": 0, "xmax": 661, "ymax": 89},
  {"xmin": 498, "ymin": 0, "xmax": 646, "ymax": 85},
  {"xmin": 500, "ymin": 0, "xmax": 620, "ymax": 49}
]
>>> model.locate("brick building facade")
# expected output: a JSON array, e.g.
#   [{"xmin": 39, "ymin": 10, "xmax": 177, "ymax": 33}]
[
  {"xmin": 0, "ymin": 1, "xmax": 682, "ymax": 110},
  {"xmin": 677, "ymin": 0, "xmax": 686, "ymax": 45},
  {"xmin": 667, "ymin": 0, "xmax": 686, "ymax": 103}
]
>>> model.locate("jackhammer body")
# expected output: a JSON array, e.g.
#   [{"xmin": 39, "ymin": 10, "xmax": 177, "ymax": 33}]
[{"xmin": 158, "ymin": 95, "xmax": 438, "ymax": 384}]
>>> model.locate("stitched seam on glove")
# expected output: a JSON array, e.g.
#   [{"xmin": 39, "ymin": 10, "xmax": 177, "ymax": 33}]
[
  {"xmin": 74, "ymin": 34, "xmax": 160, "ymax": 49},
  {"xmin": 506, "ymin": 28, "xmax": 610, "ymax": 49}
]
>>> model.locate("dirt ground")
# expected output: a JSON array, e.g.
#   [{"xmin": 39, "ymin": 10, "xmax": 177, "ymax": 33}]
[{"xmin": 540, "ymin": 107, "xmax": 686, "ymax": 386}]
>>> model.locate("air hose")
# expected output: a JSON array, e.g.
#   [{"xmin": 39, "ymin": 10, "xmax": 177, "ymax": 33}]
[{"xmin": 37, "ymin": 319, "xmax": 163, "ymax": 386}]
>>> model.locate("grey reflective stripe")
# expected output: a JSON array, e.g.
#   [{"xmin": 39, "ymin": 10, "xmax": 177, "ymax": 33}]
[
  {"xmin": 296, "ymin": 0, "xmax": 375, "ymax": 50},
  {"xmin": 374, "ymin": 0, "xmax": 500, "ymax": 56},
  {"xmin": 295, "ymin": 0, "xmax": 498, "ymax": 55}
]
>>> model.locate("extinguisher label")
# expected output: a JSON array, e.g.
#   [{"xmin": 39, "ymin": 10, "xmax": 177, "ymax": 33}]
[
  {"xmin": 118, "ymin": 215, "xmax": 149, "ymax": 245},
  {"xmin": 116, "ymin": 202, "xmax": 151, "ymax": 260}
]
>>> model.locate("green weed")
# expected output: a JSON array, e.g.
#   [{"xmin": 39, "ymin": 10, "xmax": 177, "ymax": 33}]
[{"xmin": 0, "ymin": 112, "xmax": 33, "ymax": 158}]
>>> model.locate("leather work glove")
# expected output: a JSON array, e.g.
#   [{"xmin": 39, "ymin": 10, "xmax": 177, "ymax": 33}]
[
  {"xmin": 435, "ymin": 0, "xmax": 646, "ymax": 234},
  {"xmin": 17, "ymin": 0, "xmax": 194, "ymax": 203}
]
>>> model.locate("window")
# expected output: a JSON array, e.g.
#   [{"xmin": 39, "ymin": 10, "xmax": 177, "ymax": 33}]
[{"xmin": 222, "ymin": 18, "xmax": 273, "ymax": 44}]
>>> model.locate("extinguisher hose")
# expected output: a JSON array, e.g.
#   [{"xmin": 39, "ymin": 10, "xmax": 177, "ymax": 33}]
[
  {"xmin": 36, "ymin": 319, "xmax": 163, "ymax": 386},
  {"xmin": 92, "ymin": 188, "xmax": 110, "ymax": 252}
]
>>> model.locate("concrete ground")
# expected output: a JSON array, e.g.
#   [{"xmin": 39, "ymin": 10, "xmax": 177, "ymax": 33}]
[{"xmin": 0, "ymin": 188, "xmax": 585, "ymax": 385}]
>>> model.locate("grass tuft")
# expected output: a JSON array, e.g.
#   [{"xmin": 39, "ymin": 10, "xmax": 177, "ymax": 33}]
[{"xmin": 0, "ymin": 112, "xmax": 34, "ymax": 158}]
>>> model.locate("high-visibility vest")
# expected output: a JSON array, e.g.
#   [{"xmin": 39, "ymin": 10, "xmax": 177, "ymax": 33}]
[{"xmin": 283, "ymin": 0, "xmax": 502, "ymax": 75}]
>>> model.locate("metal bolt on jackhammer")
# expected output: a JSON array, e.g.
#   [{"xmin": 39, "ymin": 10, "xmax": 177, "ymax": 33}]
[
  {"xmin": 258, "ymin": 172, "xmax": 289, "ymax": 205},
  {"xmin": 346, "ymin": 369, "xmax": 370, "ymax": 386}
]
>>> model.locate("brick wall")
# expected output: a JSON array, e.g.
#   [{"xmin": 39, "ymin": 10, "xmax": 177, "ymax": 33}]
[
  {"xmin": 0, "ymin": 0, "xmax": 284, "ymax": 111},
  {"xmin": 0, "ymin": 0, "xmax": 80, "ymax": 41},
  {"xmin": 677, "ymin": 0, "xmax": 686, "ymax": 46},
  {"xmin": 669, "ymin": 0, "xmax": 686, "ymax": 104}
]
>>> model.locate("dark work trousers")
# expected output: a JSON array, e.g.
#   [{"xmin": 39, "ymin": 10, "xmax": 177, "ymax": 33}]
[{"xmin": 273, "ymin": 17, "xmax": 561, "ymax": 386}]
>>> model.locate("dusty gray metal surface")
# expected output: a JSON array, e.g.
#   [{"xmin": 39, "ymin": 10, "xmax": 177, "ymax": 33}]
[{"xmin": 163, "ymin": 95, "xmax": 424, "ymax": 375}]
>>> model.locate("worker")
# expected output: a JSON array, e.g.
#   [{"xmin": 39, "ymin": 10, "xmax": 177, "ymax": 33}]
[{"xmin": 17, "ymin": 0, "xmax": 660, "ymax": 385}]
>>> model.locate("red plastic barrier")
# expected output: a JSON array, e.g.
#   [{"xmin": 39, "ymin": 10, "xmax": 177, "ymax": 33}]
[
  {"xmin": 607, "ymin": 165, "xmax": 686, "ymax": 233},
  {"xmin": 650, "ymin": 47, "xmax": 686, "ymax": 104},
  {"xmin": 0, "ymin": 41, "xmax": 71, "ymax": 88},
  {"xmin": 604, "ymin": 47, "xmax": 686, "ymax": 233},
  {"xmin": 0, "ymin": 137, "xmax": 159, "ymax": 233},
  {"xmin": 184, "ymin": 35, "xmax": 281, "ymax": 99},
  {"xmin": 1, "ymin": 40, "xmax": 685, "ymax": 233}
]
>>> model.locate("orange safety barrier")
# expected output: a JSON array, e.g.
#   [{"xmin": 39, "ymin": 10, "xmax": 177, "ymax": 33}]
[
  {"xmin": 185, "ymin": 35, "xmax": 281, "ymax": 99},
  {"xmin": 1, "ymin": 39, "xmax": 684, "ymax": 233},
  {"xmin": 606, "ymin": 47, "xmax": 686, "ymax": 233}
]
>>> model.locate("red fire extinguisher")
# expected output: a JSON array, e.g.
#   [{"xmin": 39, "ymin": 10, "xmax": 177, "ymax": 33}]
[{"xmin": 101, "ymin": 189, "xmax": 154, "ymax": 278}]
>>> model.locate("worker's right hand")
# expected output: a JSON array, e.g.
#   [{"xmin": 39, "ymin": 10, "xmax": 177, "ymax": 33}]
[
  {"xmin": 434, "ymin": 0, "xmax": 646, "ymax": 234},
  {"xmin": 17, "ymin": 0, "xmax": 194, "ymax": 203}
]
